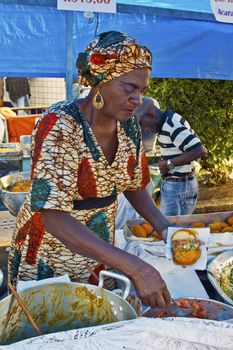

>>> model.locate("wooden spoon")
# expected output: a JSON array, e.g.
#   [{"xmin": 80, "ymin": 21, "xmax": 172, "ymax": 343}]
[{"xmin": 8, "ymin": 282, "xmax": 42, "ymax": 336}]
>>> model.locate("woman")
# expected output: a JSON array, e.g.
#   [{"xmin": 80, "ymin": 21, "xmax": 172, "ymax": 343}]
[{"xmin": 8, "ymin": 31, "xmax": 170, "ymax": 308}]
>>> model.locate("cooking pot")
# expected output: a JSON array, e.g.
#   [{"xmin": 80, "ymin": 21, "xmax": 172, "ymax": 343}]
[
  {"xmin": 0, "ymin": 271, "xmax": 137, "ymax": 345},
  {"xmin": 0, "ymin": 269, "xmax": 3, "ymax": 287}
]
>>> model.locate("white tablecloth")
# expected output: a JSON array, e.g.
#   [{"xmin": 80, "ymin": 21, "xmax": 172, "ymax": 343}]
[
  {"xmin": 1, "ymin": 317, "xmax": 233, "ymax": 350},
  {"xmin": 115, "ymin": 230, "xmax": 209, "ymax": 300}
]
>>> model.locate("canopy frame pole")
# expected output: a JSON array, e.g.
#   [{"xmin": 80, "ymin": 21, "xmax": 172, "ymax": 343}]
[{"xmin": 66, "ymin": 10, "xmax": 74, "ymax": 101}]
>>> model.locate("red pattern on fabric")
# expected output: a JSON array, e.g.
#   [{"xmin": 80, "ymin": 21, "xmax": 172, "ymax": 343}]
[
  {"xmin": 77, "ymin": 157, "xmax": 98, "ymax": 198},
  {"xmin": 31, "ymin": 113, "xmax": 58, "ymax": 176},
  {"xmin": 90, "ymin": 53, "xmax": 118, "ymax": 65},
  {"xmin": 127, "ymin": 154, "xmax": 136, "ymax": 180},
  {"xmin": 88, "ymin": 264, "xmax": 106, "ymax": 285},
  {"xmin": 15, "ymin": 219, "xmax": 32, "ymax": 245},
  {"xmin": 140, "ymin": 152, "xmax": 150, "ymax": 188},
  {"xmin": 25, "ymin": 212, "xmax": 46, "ymax": 264}
]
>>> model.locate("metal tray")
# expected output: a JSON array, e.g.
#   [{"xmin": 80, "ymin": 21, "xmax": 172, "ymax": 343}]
[
  {"xmin": 167, "ymin": 211, "xmax": 233, "ymax": 228},
  {"xmin": 207, "ymin": 249, "xmax": 233, "ymax": 306},
  {"xmin": 124, "ymin": 211, "xmax": 233, "ymax": 243},
  {"xmin": 125, "ymin": 212, "xmax": 233, "ymax": 240}
]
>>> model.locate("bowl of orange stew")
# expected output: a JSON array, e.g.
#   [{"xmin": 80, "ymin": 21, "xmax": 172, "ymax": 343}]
[{"xmin": 0, "ymin": 172, "xmax": 31, "ymax": 216}]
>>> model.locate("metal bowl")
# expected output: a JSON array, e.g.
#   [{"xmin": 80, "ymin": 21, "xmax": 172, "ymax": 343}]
[
  {"xmin": 0, "ymin": 269, "xmax": 3, "ymax": 288},
  {"xmin": 142, "ymin": 297, "xmax": 233, "ymax": 321},
  {"xmin": 0, "ymin": 172, "xmax": 31, "ymax": 216}
]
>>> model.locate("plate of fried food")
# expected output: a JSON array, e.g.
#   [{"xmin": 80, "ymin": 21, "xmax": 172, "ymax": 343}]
[
  {"xmin": 165, "ymin": 227, "xmax": 210, "ymax": 270},
  {"xmin": 123, "ymin": 219, "xmax": 163, "ymax": 244}
]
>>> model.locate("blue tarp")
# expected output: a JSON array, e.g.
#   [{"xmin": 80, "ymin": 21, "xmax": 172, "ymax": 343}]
[{"xmin": 0, "ymin": 1, "xmax": 233, "ymax": 80}]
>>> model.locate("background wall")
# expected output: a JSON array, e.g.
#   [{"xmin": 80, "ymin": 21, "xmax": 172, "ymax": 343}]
[{"xmin": 3, "ymin": 78, "xmax": 66, "ymax": 107}]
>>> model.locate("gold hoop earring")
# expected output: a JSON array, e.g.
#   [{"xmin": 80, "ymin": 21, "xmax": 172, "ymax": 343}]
[{"xmin": 93, "ymin": 89, "xmax": 104, "ymax": 110}]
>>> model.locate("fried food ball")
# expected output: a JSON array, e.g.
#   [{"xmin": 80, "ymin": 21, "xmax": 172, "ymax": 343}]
[
  {"xmin": 221, "ymin": 226, "xmax": 233, "ymax": 233},
  {"xmin": 220, "ymin": 222, "xmax": 228, "ymax": 230},
  {"xmin": 141, "ymin": 222, "xmax": 153, "ymax": 236},
  {"xmin": 218, "ymin": 221, "xmax": 228, "ymax": 229},
  {"xmin": 190, "ymin": 222, "xmax": 205, "ymax": 228},
  {"xmin": 208, "ymin": 221, "xmax": 230, "ymax": 233},
  {"xmin": 131, "ymin": 225, "xmax": 147, "ymax": 238},
  {"xmin": 208, "ymin": 222, "xmax": 222, "ymax": 233},
  {"xmin": 226, "ymin": 216, "xmax": 233, "ymax": 226},
  {"xmin": 173, "ymin": 249, "xmax": 201, "ymax": 265},
  {"xmin": 151, "ymin": 230, "xmax": 162, "ymax": 241}
]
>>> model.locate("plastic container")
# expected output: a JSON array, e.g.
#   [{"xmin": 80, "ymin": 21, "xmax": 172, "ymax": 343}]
[
  {"xmin": 149, "ymin": 164, "xmax": 162, "ymax": 189},
  {"xmin": 19, "ymin": 135, "xmax": 32, "ymax": 172},
  {"xmin": 19, "ymin": 135, "xmax": 31, "ymax": 157}
]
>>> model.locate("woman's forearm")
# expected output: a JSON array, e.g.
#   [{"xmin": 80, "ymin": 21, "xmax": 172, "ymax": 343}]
[
  {"xmin": 123, "ymin": 187, "xmax": 170, "ymax": 236},
  {"xmin": 41, "ymin": 208, "xmax": 171, "ymax": 308},
  {"xmin": 42, "ymin": 209, "xmax": 138, "ymax": 278}
]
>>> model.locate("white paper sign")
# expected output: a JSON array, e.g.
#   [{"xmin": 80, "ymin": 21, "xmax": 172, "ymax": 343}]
[
  {"xmin": 210, "ymin": 0, "xmax": 233, "ymax": 23},
  {"xmin": 57, "ymin": 0, "xmax": 116, "ymax": 14}
]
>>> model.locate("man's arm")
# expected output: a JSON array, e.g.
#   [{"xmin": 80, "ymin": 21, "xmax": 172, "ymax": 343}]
[{"xmin": 159, "ymin": 144, "xmax": 207, "ymax": 175}]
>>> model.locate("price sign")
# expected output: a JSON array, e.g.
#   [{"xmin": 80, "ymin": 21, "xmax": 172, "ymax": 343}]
[
  {"xmin": 57, "ymin": 0, "xmax": 116, "ymax": 14},
  {"xmin": 210, "ymin": 0, "xmax": 233, "ymax": 23}
]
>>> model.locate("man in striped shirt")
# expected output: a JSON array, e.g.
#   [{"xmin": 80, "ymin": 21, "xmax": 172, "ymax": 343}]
[{"xmin": 135, "ymin": 97, "xmax": 207, "ymax": 216}]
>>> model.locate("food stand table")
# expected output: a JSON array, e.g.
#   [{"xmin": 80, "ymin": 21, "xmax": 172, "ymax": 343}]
[
  {"xmin": 0, "ymin": 211, "xmax": 233, "ymax": 348},
  {"xmin": 115, "ymin": 228, "xmax": 231, "ymax": 305},
  {"xmin": 0, "ymin": 221, "xmax": 229, "ymax": 304}
]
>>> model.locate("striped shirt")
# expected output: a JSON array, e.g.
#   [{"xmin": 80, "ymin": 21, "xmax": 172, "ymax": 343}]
[{"xmin": 158, "ymin": 110, "xmax": 202, "ymax": 177}]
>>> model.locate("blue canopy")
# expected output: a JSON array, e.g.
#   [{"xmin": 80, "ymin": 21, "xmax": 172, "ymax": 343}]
[{"xmin": 0, "ymin": 0, "xmax": 233, "ymax": 83}]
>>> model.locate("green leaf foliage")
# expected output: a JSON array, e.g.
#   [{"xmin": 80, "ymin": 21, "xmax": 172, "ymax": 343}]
[{"xmin": 146, "ymin": 78, "xmax": 233, "ymax": 186}]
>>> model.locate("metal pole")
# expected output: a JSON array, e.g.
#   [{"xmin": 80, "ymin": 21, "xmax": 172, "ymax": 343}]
[{"xmin": 66, "ymin": 11, "xmax": 74, "ymax": 101}]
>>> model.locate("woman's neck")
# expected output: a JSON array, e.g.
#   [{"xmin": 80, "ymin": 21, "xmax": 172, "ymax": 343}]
[{"xmin": 77, "ymin": 95, "xmax": 117, "ymax": 133}]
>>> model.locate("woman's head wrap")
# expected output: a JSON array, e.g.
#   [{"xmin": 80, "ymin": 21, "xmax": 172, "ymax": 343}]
[{"xmin": 76, "ymin": 31, "xmax": 152, "ymax": 87}]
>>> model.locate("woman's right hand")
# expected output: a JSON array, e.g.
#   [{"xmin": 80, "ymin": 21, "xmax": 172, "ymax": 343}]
[{"xmin": 128, "ymin": 258, "xmax": 171, "ymax": 309}]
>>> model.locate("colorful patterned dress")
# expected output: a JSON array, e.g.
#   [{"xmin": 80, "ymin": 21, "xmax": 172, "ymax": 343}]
[{"xmin": 8, "ymin": 100, "xmax": 150, "ymax": 287}]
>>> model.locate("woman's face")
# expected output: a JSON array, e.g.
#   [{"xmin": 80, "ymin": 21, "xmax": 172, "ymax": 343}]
[{"xmin": 99, "ymin": 68, "xmax": 150, "ymax": 122}]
